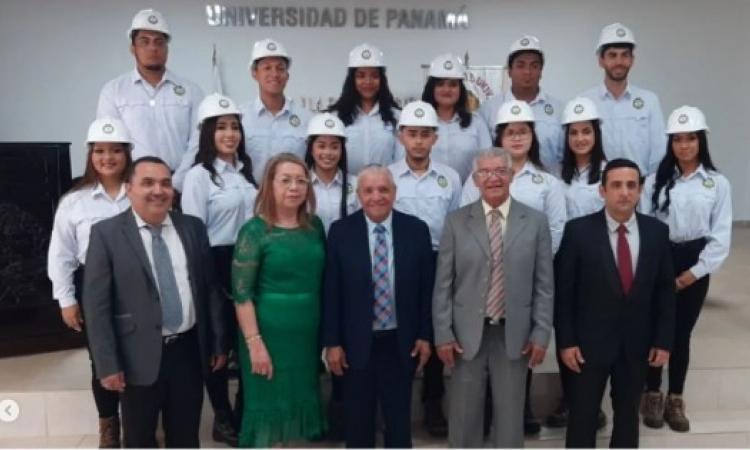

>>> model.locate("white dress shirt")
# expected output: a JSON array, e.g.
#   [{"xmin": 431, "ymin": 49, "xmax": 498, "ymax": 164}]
[
  {"xmin": 47, "ymin": 184, "xmax": 130, "ymax": 308},
  {"xmin": 180, "ymin": 158, "xmax": 258, "ymax": 246},
  {"xmin": 605, "ymin": 210, "xmax": 640, "ymax": 275},
  {"xmin": 564, "ymin": 162, "xmax": 606, "ymax": 220},
  {"xmin": 311, "ymin": 170, "xmax": 360, "ymax": 234},
  {"xmin": 365, "ymin": 212, "xmax": 397, "ymax": 329},
  {"xmin": 343, "ymin": 103, "xmax": 400, "ymax": 174},
  {"xmin": 580, "ymin": 83, "xmax": 666, "ymax": 175},
  {"xmin": 96, "ymin": 69, "xmax": 203, "ymax": 172},
  {"xmin": 641, "ymin": 165, "xmax": 732, "ymax": 279},
  {"xmin": 389, "ymin": 158, "xmax": 462, "ymax": 251},
  {"xmin": 240, "ymin": 96, "xmax": 312, "ymax": 181},
  {"xmin": 133, "ymin": 211, "xmax": 196, "ymax": 335}
]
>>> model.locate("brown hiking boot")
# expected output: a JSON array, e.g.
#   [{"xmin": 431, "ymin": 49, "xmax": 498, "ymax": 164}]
[
  {"xmin": 99, "ymin": 416, "xmax": 120, "ymax": 448},
  {"xmin": 664, "ymin": 394, "xmax": 690, "ymax": 432},
  {"xmin": 640, "ymin": 391, "xmax": 665, "ymax": 429}
]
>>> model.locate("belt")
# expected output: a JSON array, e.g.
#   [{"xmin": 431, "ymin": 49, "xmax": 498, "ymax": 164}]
[
  {"xmin": 162, "ymin": 327, "xmax": 194, "ymax": 345},
  {"xmin": 484, "ymin": 317, "xmax": 505, "ymax": 326}
]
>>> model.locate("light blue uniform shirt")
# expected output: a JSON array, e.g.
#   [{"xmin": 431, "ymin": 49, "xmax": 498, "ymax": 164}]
[
  {"xmin": 311, "ymin": 170, "xmax": 360, "ymax": 234},
  {"xmin": 365, "ymin": 212, "xmax": 397, "ymax": 330},
  {"xmin": 389, "ymin": 158, "xmax": 461, "ymax": 251},
  {"xmin": 240, "ymin": 96, "xmax": 312, "ymax": 181},
  {"xmin": 342, "ymin": 103, "xmax": 400, "ymax": 174},
  {"xmin": 461, "ymin": 161, "xmax": 566, "ymax": 253},
  {"xmin": 564, "ymin": 162, "xmax": 606, "ymax": 220},
  {"xmin": 580, "ymin": 83, "xmax": 666, "ymax": 175},
  {"xmin": 397, "ymin": 113, "xmax": 492, "ymax": 183},
  {"xmin": 479, "ymin": 90, "xmax": 564, "ymax": 174},
  {"xmin": 97, "ymin": 69, "xmax": 203, "ymax": 173},
  {"xmin": 641, "ymin": 165, "xmax": 732, "ymax": 279},
  {"xmin": 180, "ymin": 159, "xmax": 258, "ymax": 246}
]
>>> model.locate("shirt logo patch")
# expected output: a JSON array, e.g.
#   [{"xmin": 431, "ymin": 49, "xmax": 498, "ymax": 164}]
[
  {"xmin": 361, "ymin": 49, "xmax": 371, "ymax": 59},
  {"xmin": 148, "ymin": 15, "xmax": 159, "ymax": 24},
  {"xmin": 511, "ymin": 105, "xmax": 522, "ymax": 115},
  {"xmin": 532, "ymin": 174, "xmax": 544, "ymax": 184},
  {"xmin": 703, "ymin": 178, "xmax": 715, "ymax": 189},
  {"xmin": 324, "ymin": 119, "xmax": 336, "ymax": 128},
  {"xmin": 414, "ymin": 108, "xmax": 425, "ymax": 118},
  {"xmin": 520, "ymin": 37, "xmax": 530, "ymax": 47},
  {"xmin": 616, "ymin": 28, "xmax": 627, "ymax": 38},
  {"xmin": 267, "ymin": 42, "xmax": 277, "ymax": 51},
  {"xmin": 678, "ymin": 114, "xmax": 689, "ymax": 124},
  {"xmin": 102, "ymin": 124, "xmax": 115, "ymax": 134},
  {"xmin": 632, "ymin": 97, "xmax": 644, "ymax": 110},
  {"xmin": 437, "ymin": 175, "xmax": 448, "ymax": 188},
  {"xmin": 218, "ymin": 98, "xmax": 230, "ymax": 108},
  {"xmin": 574, "ymin": 104, "xmax": 585, "ymax": 114},
  {"xmin": 173, "ymin": 85, "xmax": 185, "ymax": 96},
  {"xmin": 289, "ymin": 114, "xmax": 301, "ymax": 127},
  {"xmin": 544, "ymin": 104, "xmax": 554, "ymax": 115},
  {"xmin": 443, "ymin": 60, "xmax": 454, "ymax": 70}
]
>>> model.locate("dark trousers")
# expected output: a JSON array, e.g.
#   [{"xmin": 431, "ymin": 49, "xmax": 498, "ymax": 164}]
[
  {"xmin": 566, "ymin": 349, "xmax": 647, "ymax": 448},
  {"xmin": 343, "ymin": 330, "xmax": 414, "ymax": 448},
  {"xmin": 647, "ymin": 238, "xmax": 709, "ymax": 395},
  {"xmin": 75, "ymin": 266, "xmax": 120, "ymax": 418},
  {"xmin": 421, "ymin": 251, "xmax": 445, "ymax": 405},
  {"xmin": 205, "ymin": 245, "xmax": 243, "ymax": 420},
  {"xmin": 121, "ymin": 328, "xmax": 204, "ymax": 448}
]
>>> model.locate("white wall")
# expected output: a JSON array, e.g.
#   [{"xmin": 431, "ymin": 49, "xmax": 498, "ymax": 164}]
[{"xmin": 1, "ymin": 0, "xmax": 748, "ymax": 219}]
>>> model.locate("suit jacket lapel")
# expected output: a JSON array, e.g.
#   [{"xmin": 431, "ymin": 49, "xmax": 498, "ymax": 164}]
[
  {"xmin": 595, "ymin": 211, "xmax": 624, "ymax": 297},
  {"xmin": 467, "ymin": 201, "xmax": 490, "ymax": 260},
  {"xmin": 354, "ymin": 211, "xmax": 374, "ymax": 291},
  {"xmin": 503, "ymin": 200, "xmax": 526, "ymax": 253},
  {"xmin": 121, "ymin": 209, "xmax": 158, "ymax": 289}
]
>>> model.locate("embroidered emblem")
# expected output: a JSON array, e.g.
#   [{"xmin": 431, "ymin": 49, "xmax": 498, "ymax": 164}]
[
  {"xmin": 437, "ymin": 175, "xmax": 448, "ymax": 188},
  {"xmin": 632, "ymin": 97, "xmax": 644, "ymax": 110},
  {"xmin": 703, "ymin": 178, "xmax": 715, "ymax": 189},
  {"xmin": 544, "ymin": 104, "xmax": 554, "ymax": 115},
  {"xmin": 532, "ymin": 174, "xmax": 544, "ymax": 184},
  {"xmin": 289, "ymin": 114, "xmax": 301, "ymax": 127},
  {"xmin": 173, "ymin": 85, "xmax": 185, "ymax": 96}
]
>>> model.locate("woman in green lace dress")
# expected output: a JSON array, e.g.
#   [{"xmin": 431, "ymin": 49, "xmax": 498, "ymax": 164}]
[{"xmin": 232, "ymin": 153, "xmax": 327, "ymax": 447}]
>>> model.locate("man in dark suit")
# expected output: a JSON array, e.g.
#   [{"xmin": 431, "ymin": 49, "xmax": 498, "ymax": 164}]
[
  {"xmin": 555, "ymin": 158, "xmax": 675, "ymax": 448},
  {"xmin": 83, "ymin": 156, "xmax": 226, "ymax": 448},
  {"xmin": 321, "ymin": 165, "xmax": 434, "ymax": 448}
]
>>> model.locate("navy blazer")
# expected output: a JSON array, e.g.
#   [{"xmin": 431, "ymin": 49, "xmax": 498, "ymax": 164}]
[
  {"xmin": 321, "ymin": 209, "xmax": 434, "ymax": 371},
  {"xmin": 554, "ymin": 210, "xmax": 675, "ymax": 366}
]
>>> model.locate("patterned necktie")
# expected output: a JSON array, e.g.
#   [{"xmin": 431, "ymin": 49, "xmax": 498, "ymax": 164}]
[
  {"xmin": 617, "ymin": 224, "xmax": 633, "ymax": 295},
  {"xmin": 486, "ymin": 210, "xmax": 505, "ymax": 320},
  {"xmin": 147, "ymin": 225, "xmax": 183, "ymax": 332},
  {"xmin": 372, "ymin": 224, "xmax": 394, "ymax": 330}
]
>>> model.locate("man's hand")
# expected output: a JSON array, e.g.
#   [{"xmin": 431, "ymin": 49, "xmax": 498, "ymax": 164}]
[
  {"xmin": 325, "ymin": 346, "xmax": 349, "ymax": 376},
  {"xmin": 100, "ymin": 372, "xmax": 126, "ymax": 392},
  {"xmin": 411, "ymin": 339, "xmax": 431, "ymax": 372},
  {"xmin": 522, "ymin": 341, "xmax": 547, "ymax": 368},
  {"xmin": 675, "ymin": 270, "xmax": 697, "ymax": 291},
  {"xmin": 648, "ymin": 348, "xmax": 670, "ymax": 367},
  {"xmin": 60, "ymin": 305, "xmax": 83, "ymax": 332},
  {"xmin": 436, "ymin": 342, "xmax": 463, "ymax": 369},
  {"xmin": 210, "ymin": 354, "xmax": 227, "ymax": 372},
  {"xmin": 559, "ymin": 346, "xmax": 585, "ymax": 373}
]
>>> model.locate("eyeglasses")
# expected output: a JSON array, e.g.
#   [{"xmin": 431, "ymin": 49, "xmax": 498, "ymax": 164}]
[
  {"xmin": 502, "ymin": 129, "xmax": 531, "ymax": 140},
  {"xmin": 474, "ymin": 168, "xmax": 511, "ymax": 179},
  {"xmin": 276, "ymin": 177, "xmax": 309, "ymax": 189}
]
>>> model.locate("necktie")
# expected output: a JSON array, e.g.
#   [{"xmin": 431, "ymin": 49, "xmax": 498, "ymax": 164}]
[
  {"xmin": 486, "ymin": 210, "xmax": 505, "ymax": 320},
  {"xmin": 372, "ymin": 224, "xmax": 394, "ymax": 330},
  {"xmin": 147, "ymin": 225, "xmax": 183, "ymax": 332},
  {"xmin": 617, "ymin": 224, "xmax": 633, "ymax": 295}
]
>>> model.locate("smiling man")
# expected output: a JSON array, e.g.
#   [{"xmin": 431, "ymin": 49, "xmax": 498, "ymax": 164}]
[{"xmin": 580, "ymin": 23, "xmax": 666, "ymax": 175}]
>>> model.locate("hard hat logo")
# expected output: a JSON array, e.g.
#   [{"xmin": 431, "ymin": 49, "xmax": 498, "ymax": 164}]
[
  {"xmin": 325, "ymin": 119, "xmax": 335, "ymax": 128},
  {"xmin": 267, "ymin": 42, "xmax": 277, "ymax": 51},
  {"xmin": 102, "ymin": 124, "xmax": 115, "ymax": 134},
  {"xmin": 574, "ymin": 104, "xmax": 585, "ymax": 114},
  {"xmin": 616, "ymin": 28, "xmax": 627, "ymax": 38},
  {"xmin": 414, "ymin": 108, "xmax": 425, "ymax": 118},
  {"xmin": 362, "ymin": 49, "xmax": 371, "ymax": 59},
  {"xmin": 678, "ymin": 114, "xmax": 689, "ymax": 124},
  {"xmin": 443, "ymin": 60, "xmax": 454, "ymax": 70},
  {"xmin": 511, "ymin": 105, "xmax": 522, "ymax": 115},
  {"xmin": 148, "ymin": 15, "xmax": 159, "ymax": 24},
  {"xmin": 520, "ymin": 38, "xmax": 530, "ymax": 47},
  {"xmin": 218, "ymin": 99, "xmax": 230, "ymax": 108}
]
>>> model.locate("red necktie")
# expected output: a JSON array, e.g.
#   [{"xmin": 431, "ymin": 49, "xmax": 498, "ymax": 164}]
[{"xmin": 617, "ymin": 224, "xmax": 633, "ymax": 294}]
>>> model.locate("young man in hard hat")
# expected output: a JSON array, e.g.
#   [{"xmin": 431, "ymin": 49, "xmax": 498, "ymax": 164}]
[
  {"xmin": 97, "ymin": 9, "xmax": 204, "ymax": 192},
  {"xmin": 580, "ymin": 23, "xmax": 666, "ymax": 176},
  {"xmin": 240, "ymin": 38, "xmax": 311, "ymax": 182},
  {"xmin": 479, "ymin": 35, "xmax": 563, "ymax": 175},
  {"xmin": 389, "ymin": 101, "xmax": 462, "ymax": 438}
]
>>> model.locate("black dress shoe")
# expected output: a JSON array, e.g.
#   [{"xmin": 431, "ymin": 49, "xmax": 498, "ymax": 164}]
[
  {"xmin": 524, "ymin": 408, "xmax": 542, "ymax": 435},
  {"xmin": 424, "ymin": 401, "xmax": 448, "ymax": 438},
  {"xmin": 213, "ymin": 414, "xmax": 239, "ymax": 447}
]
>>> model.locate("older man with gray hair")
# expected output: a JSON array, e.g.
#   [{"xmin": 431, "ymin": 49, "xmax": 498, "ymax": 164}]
[
  {"xmin": 321, "ymin": 165, "xmax": 434, "ymax": 447},
  {"xmin": 433, "ymin": 148, "xmax": 554, "ymax": 447}
]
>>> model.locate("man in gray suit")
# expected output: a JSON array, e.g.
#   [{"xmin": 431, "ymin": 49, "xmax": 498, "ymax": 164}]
[
  {"xmin": 83, "ymin": 156, "xmax": 226, "ymax": 448},
  {"xmin": 433, "ymin": 147, "xmax": 554, "ymax": 447}
]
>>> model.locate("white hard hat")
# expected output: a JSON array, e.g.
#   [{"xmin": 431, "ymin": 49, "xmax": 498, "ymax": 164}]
[
  {"xmin": 428, "ymin": 53, "xmax": 465, "ymax": 79},
  {"xmin": 561, "ymin": 97, "xmax": 601, "ymax": 125},
  {"xmin": 307, "ymin": 112, "xmax": 346, "ymax": 138},
  {"xmin": 398, "ymin": 101, "xmax": 439, "ymax": 128},
  {"xmin": 666, "ymin": 106, "xmax": 709, "ymax": 134},
  {"xmin": 127, "ymin": 9, "xmax": 170, "ymax": 40},
  {"xmin": 597, "ymin": 22, "xmax": 636, "ymax": 53},
  {"xmin": 348, "ymin": 43, "xmax": 384, "ymax": 68},
  {"xmin": 86, "ymin": 118, "xmax": 132, "ymax": 144},
  {"xmin": 197, "ymin": 93, "xmax": 242, "ymax": 127},
  {"xmin": 495, "ymin": 100, "xmax": 535, "ymax": 126},
  {"xmin": 249, "ymin": 38, "xmax": 291, "ymax": 68},
  {"xmin": 509, "ymin": 35, "xmax": 543, "ymax": 58}
]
